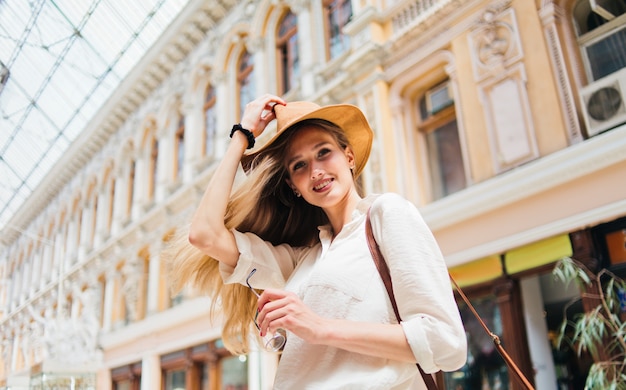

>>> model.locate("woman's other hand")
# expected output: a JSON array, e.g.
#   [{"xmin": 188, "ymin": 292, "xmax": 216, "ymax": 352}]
[{"xmin": 256, "ymin": 288, "xmax": 328, "ymax": 345}]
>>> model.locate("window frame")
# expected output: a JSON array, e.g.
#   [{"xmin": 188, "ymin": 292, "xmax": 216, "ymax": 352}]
[
  {"xmin": 276, "ymin": 10, "xmax": 299, "ymax": 94},
  {"xmin": 158, "ymin": 341, "xmax": 242, "ymax": 390},
  {"xmin": 150, "ymin": 138, "xmax": 158, "ymax": 201},
  {"xmin": 417, "ymin": 86, "xmax": 467, "ymax": 201},
  {"xmin": 111, "ymin": 362, "xmax": 142, "ymax": 390},
  {"xmin": 237, "ymin": 50, "xmax": 255, "ymax": 118},
  {"xmin": 574, "ymin": 1, "xmax": 626, "ymax": 81},
  {"xmin": 174, "ymin": 115, "xmax": 185, "ymax": 180},
  {"xmin": 324, "ymin": 0, "xmax": 353, "ymax": 60},
  {"xmin": 126, "ymin": 160, "xmax": 135, "ymax": 218},
  {"xmin": 203, "ymin": 85, "xmax": 217, "ymax": 158}
]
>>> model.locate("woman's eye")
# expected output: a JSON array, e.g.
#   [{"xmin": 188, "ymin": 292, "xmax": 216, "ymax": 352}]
[
  {"xmin": 292, "ymin": 161, "xmax": 305, "ymax": 171},
  {"xmin": 318, "ymin": 148, "xmax": 331, "ymax": 158}
]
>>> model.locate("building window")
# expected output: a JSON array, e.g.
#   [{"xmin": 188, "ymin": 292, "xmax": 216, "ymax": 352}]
[
  {"xmin": 277, "ymin": 11, "xmax": 299, "ymax": 94},
  {"xmin": 574, "ymin": 0, "xmax": 626, "ymax": 81},
  {"xmin": 445, "ymin": 294, "xmax": 508, "ymax": 389},
  {"xmin": 325, "ymin": 0, "xmax": 352, "ymax": 60},
  {"xmin": 112, "ymin": 267, "xmax": 127, "ymax": 326},
  {"xmin": 137, "ymin": 250, "xmax": 149, "ymax": 320},
  {"xmin": 150, "ymin": 138, "xmax": 158, "ymax": 200},
  {"xmin": 89, "ymin": 192, "xmax": 97, "ymax": 246},
  {"xmin": 418, "ymin": 81, "xmax": 467, "ymax": 200},
  {"xmin": 170, "ymin": 291, "xmax": 184, "ymax": 307},
  {"xmin": 238, "ymin": 50, "xmax": 255, "ymax": 117},
  {"xmin": 106, "ymin": 177, "xmax": 115, "ymax": 233},
  {"xmin": 163, "ymin": 369, "xmax": 186, "ymax": 390},
  {"xmin": 127, "ymin": 160, "xmax": 135, "ymax": 217},
  {"xmin": 160, "ymin": 341, "xmax": 244, "ymax": 390},
  {"xmin": 111, "ymin": 362, "xmax": 142, "ymax": 390},
  {"xmin": 98, "ymin": 276, "xmax": 106, "ymax": 327},
  {"xmin": 204, "ymin": 86, "xmax": 217, "ymax": 157},
  {"xmin": 70, "ymin": 205, "xmax": 82, "ymax": 260},
  {"xmin": 175, "ymin": 115, "xmax": 185, "ymax": 180},
  {"xmin": 220, "ymin": 355, "xmax": 249, "ymax": 390}
]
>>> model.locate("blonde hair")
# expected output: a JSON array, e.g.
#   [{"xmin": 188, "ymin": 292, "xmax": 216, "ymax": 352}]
[{"xmin": 165, "ymin": 119, "xmax": 353, "ymax": 354}]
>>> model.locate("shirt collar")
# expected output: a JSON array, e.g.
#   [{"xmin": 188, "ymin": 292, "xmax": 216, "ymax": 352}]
[{"xmin": 317, "ymin": 193, "xmax": 380, "ymax": 237}]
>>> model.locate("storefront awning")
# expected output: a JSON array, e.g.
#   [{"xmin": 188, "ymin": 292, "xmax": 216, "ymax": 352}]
[
  {"xmin": 448, "ymin": 234, "xmax": 573, "ymax": 287},
  {"xmin": 449, "ymin": 255, "xmax": 502, "ymax": 288},
  {"xmin": 504, "ymin": 234, "xmax": 572, "ymax": 274}
]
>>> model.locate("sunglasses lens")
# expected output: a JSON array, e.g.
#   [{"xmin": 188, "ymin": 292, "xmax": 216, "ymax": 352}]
[{"xmin": 264, "ymin": 329, "xmax": 286, "ymax": 352}]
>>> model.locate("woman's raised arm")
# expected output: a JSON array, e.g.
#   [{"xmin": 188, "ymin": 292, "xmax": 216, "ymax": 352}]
[{"xmin": 188, "ymin": 94, "xmax": 286, "ymax": 267}]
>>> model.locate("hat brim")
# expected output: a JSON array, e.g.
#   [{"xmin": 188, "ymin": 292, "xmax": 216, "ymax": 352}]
[{"xmin": 241, "ymin": 103, "xmax": 373, "ymax": 177}]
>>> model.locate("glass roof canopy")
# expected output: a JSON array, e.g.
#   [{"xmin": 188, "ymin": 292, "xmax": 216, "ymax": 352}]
[{"xmin": 0, "ymin": 0, "xmax": 189, "ymax": 235}]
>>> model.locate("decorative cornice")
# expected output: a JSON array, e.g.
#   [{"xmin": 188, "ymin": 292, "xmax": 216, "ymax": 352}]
[{"xmin": 383, "ymin": 0, "xmax": 483, "ymax": 80}]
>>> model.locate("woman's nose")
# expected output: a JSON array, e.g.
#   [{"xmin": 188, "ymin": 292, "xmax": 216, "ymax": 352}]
[{"xmin": 311, "ymin": 168, "xmax": 323, "ymax": 180}]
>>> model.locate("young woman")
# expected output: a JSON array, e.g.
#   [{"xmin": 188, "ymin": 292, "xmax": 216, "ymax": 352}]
[{"xmin": 167, "ymin": 94, "xmax": 467, "ymax": 389}]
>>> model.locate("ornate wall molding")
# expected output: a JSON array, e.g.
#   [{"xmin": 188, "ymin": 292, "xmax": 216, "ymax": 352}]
[
  {"xmin": 469, "ymin": 5, "xmax": 538, "ymax": 173},
  {"xmin": 539, "ymin": 0, "xmax": 583, "ymax": 144}
]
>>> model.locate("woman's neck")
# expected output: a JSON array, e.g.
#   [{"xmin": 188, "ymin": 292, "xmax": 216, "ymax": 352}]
[{"xmin": 325, "ymin": 190, "xmax": 362, "ymax": 239}]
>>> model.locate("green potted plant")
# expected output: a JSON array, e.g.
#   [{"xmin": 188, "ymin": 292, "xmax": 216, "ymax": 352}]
[{"xmin": 552, "ymin": 257, "xmax": 626, "ymax": 389}]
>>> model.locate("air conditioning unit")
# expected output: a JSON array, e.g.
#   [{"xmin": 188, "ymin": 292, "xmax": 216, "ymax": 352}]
[{"xmin": 580, "ymin": 67, "xmax": 626, "ymax": 137}]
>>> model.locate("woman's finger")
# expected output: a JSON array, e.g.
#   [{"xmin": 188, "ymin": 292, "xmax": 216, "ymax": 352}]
[
  {"xmin": 256, "ymin": 289, "xmax": 324, "ymax": 341},
  {"xmin": 257, "ymin": 287, "xmax": 289, "ymax": 306}
]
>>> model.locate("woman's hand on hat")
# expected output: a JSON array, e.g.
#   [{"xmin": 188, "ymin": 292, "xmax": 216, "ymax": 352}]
[
  {"xmin": 256, "ymin": 288, "xmax": 329, "ymax": 345},
  {"xmin": 240, "ymin": 94, "xmax": 287, "ymax": 138}
]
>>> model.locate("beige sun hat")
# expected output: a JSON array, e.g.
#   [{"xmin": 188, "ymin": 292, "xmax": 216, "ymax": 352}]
[{"xmin": 241, "ymin": 101, "xmax": 374, "ymax": 177}]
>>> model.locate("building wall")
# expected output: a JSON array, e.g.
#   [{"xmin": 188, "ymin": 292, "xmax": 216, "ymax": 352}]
[{"xmin": 2, "ymin": 0, "xmax": 626, "ymax": 389}]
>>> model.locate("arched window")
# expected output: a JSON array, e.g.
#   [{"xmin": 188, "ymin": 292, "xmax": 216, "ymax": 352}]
[
  {"xmin": 68, "ymin": 200, "xmax": 82, "ymax": 261},
  {"xmin": 106, "ymin": 176, "xmax": 115, "ymax": 234},
  {"xmin": 418, "ymin": 80, "xmax": 466, "ymax": 200},
  {"xmin": 325, "ymin": 0, "xmax": 352, "ymax": 60},
  {"xmin": 204, "ymin": 85, "xmax": 217, "ymax": 157},
  {"xmin": 150, "ymin": 138, "xmax": 158, "ymax": 200},
  {"xmin": 573, "ymin": 0, "xmax": 626, "ymax": 81},
  {"xmin": 91, "ymin": 197, "xmax": 98, "ymax": 244},
  {"xmin": 86, "ymin": 184, "xmax": 98, "ymax": 248},
  {"xmin": 127, "ymin": 160, "xmax": 135, "ymax": 217},
  {"xmin": 175, "ymin": 115, "xmax": 185, "ymax": 180},
  {"xmin": 238, "ymin": 50, "xmax": 255, "ymax": 117},
  {"xmin": 277, "ymin": 11, "xmax": 299, "ymax": 94}
]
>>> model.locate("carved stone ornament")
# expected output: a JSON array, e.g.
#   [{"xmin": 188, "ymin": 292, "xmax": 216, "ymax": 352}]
[
  {"xmin": 25, "ymin": 289, "xmax": 102, "ymax": 366},
  {"xmin": 469, "ymin": 3, "xmax": 523, "ymax": 82}
]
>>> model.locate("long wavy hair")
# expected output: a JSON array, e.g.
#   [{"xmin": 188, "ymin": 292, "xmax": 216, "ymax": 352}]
[{"xmin": 165, "ymin": 119, "xmax": 354, "ymax": 354}]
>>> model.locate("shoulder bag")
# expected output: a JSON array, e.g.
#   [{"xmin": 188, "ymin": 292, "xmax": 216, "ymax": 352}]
[{"xmin": 365, "ymin": 209, "xmax": 535, "ymax": 390}]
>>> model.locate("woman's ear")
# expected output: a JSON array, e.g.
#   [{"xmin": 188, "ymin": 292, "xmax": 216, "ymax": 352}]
[
  {"xmin": 285, "ymin": 178, "xmax": 302, "ymax": 197},
  {"xmin": 345, "ymin": 147, "xmax": 356, "ymax": 170}
]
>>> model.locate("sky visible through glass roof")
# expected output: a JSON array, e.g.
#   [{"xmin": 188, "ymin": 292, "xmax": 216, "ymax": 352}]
[{"xmin": 0, "ymin": 0, "xmax": 188, "ymax": 235}]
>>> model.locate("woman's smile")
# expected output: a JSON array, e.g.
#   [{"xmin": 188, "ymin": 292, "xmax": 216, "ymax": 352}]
[{"xmin": 313, "ymin": 178, "xmax": 333, "ymax": 192}]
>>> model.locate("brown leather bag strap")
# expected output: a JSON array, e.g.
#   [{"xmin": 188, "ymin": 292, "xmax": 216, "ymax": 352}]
[
  {"xmin": 365, "ymin": 209, "xmax": 535, "ymax": 390},
  {"xmin": 365, "ymin": 210, "xmax": 438, "ymax": 390},
  {"xmin": 449, "ymin": 277, "xmax": 535, "ymax": 390}
]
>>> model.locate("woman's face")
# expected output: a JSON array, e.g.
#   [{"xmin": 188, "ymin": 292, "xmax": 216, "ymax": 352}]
[{"xmin": 284, "ymin": 126, "xmax": 356, "ymax": 209}]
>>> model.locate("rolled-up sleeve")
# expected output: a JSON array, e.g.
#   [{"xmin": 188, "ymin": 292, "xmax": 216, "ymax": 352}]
[
  {"xmin": 219, "ymin": 229, "xmax": 308, "ymax": 289},
  {"xmin": 369, "ymin": 193, "xmax": 467, "ymax": 373}
]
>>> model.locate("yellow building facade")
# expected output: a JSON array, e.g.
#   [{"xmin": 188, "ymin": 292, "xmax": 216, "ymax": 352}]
[{"xmin": 1, "ymin": 0, "xmax": 625, "ymax": 389}]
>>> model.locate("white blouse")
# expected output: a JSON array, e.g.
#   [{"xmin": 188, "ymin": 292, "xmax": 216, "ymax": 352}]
[{"xmin": 219, "ymin": 193, "xmax": 467, "ymax": 389}]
